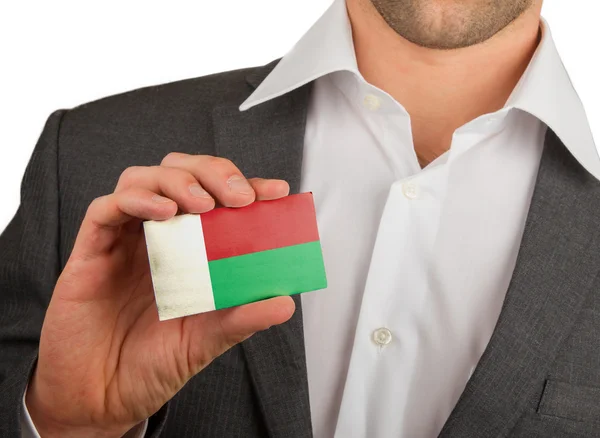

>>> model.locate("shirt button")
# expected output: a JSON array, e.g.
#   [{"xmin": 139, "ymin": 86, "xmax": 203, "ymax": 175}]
[
  {"xmin": 363, "ymin": 94, "xmax": 381, "ymax": 111},
  {"xmin": 402, "ymin": 181, "xmax": 419, "ymax": 199},
  {"xmin": 372, "ymin": 327, "xmax": 393, "ymax": 346}
]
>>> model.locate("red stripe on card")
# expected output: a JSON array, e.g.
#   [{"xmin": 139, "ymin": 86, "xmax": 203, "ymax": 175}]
[{"xmin": 200, "ymin": 192, "xmax": 320, "ymax": 261}]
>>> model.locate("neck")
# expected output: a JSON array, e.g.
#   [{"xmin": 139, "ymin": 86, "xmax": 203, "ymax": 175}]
[{"xmin": 346, "ymin": 0, "xmax": 543, "ymax": 167}]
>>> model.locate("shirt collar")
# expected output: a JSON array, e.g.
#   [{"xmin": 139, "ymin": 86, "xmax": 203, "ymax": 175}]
[
  {"xmin": 505, "ymin": 22, "xmax": 600, "ymax": 179},
  {"xmin": 239, "ymin": 0, "xmax": 356, "ymax": 111},
  {"xmin": 240, "ymin": 0, "xmax": 600, "ymax": 180}
]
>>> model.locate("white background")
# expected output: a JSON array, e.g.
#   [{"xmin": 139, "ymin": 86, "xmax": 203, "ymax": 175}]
[{"xmin": 0, "ymin": 1, "xmax": 598, "ymax": 232}]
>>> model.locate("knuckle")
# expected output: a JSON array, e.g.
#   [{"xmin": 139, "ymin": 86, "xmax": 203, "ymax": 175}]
[
  {"xmin": 86, "ymin": 195, "xmax": 108, "ymax": 216},
  {"xmin": 208, "ymin": 156, "xmax": 236, "ymax": 172},
  {"xmin": 161, "ymin": 151, "xmax": 187, "ymax": 166},
  {"xmin": 118, "ymin": 166, "xmax": 143, "ymax": 186}
]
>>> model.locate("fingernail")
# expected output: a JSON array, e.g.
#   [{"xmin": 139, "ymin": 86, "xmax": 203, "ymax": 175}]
[
  {"xmin": 152, "ymin": 194, "xmax": 172, "ymax": 203},
  {"xmin": 189, "ymin": 184, "xmax": 211, "ymax": 198},
  {"xmin": 227, "ymin": 176, "xmax": 253, "ymax": 195}
]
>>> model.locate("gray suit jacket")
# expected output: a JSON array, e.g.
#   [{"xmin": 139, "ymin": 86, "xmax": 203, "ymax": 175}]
[{"xmin": 1, "ymin": 60, "xmax": 600, "ymax": 437}]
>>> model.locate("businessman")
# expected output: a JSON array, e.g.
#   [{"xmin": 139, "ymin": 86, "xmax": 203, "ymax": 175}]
[{"xmin": 2, "ymin": 0, "xmax": 600, "ymax": 436}]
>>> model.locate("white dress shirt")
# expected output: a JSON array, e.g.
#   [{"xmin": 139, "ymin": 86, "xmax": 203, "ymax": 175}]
[
  {"xmin": 22, "ymin": 0, "xmax": 599, "ymax": 436},
  {"xmin": 241, "ymin": 0, "xmax": 599, "ymax": 437}
]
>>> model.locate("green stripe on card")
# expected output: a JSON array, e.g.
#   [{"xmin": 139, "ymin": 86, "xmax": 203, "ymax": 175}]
[{"xmin": 208, "ymin": 241, "xmax": 327, "ymax": 310}]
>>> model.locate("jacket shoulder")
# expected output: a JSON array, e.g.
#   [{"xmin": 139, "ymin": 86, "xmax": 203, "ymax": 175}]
[
  {"xmin": 55, "ymin": 63, "xmax": 272, "ymax": 160},
  {"xmin": 64, "ymin": 64, "xmax": 263, "ymax": 127},
  {"xmin": 52, "ymin": 63, "xmax": 275, "ymax": 203}
]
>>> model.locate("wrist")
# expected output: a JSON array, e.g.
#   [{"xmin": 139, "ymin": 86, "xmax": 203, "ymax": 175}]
[{"xmin": 25, "ymin": 374, "xmax": 129, "ymax": 438}]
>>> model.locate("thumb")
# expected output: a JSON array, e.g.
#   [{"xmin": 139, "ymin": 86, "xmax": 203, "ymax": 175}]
[{"xmin": 183, "ymin": 296, "xmax": 296, "ymax": 375}]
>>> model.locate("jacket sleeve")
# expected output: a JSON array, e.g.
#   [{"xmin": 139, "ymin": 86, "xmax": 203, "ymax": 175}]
[
  {"xmin": 0, "ymin": 110, "xmax": 66, "ymax": 436},
  {"xmin": 0, "ymin": 110, "xmax": 169, "ymax": 436}
]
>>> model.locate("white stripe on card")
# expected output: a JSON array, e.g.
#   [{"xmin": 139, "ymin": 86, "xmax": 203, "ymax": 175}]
[{"xmin": 144, "ymin": 214, "xmax": 216, "ymax": 320}]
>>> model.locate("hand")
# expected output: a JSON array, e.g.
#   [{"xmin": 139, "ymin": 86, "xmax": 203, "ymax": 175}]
[{"xmin": 26, "ymin": 153, "xmax": 295, "ymax": 437}]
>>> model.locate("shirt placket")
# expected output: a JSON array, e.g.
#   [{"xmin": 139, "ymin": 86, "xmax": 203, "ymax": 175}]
[{"xmin": 333, "ymin": 111, "xmax": 449, "ymax": 437}]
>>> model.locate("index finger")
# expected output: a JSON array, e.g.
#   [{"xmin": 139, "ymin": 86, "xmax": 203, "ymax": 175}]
[{"xmin": 161, "ymin": 153, "xmax": 255, "ymax": 208}]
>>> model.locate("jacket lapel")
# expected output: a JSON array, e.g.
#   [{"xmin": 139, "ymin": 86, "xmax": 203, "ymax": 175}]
[
  {"xmin": 440, "ymin": 130, "xmax": 600, "ymax": 437},
  {"xmin": 212, "ymin": 63, "xmax": 314, "ymax": 437}
]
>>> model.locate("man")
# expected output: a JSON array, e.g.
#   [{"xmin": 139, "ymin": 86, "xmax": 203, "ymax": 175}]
[{"xmin": 1, "ymin": 0, "xmax": 599, "ymax": 436}]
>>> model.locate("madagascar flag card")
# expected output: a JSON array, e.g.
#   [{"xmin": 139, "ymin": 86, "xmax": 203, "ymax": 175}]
[{"xmin": 143, "ymin": 192, "xmax": 327, "ymax": 321}]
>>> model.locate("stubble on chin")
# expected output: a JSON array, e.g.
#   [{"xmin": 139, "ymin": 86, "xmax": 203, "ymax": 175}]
[{"xmin": 369, "ymin": 0, "xmax": 535, "ymax": 50}]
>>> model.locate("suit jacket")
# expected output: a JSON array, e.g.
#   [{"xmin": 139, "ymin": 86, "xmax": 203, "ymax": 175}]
[{"xmin": 1, "ymin": 60, "xmax": 600, "ymax": 438}]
